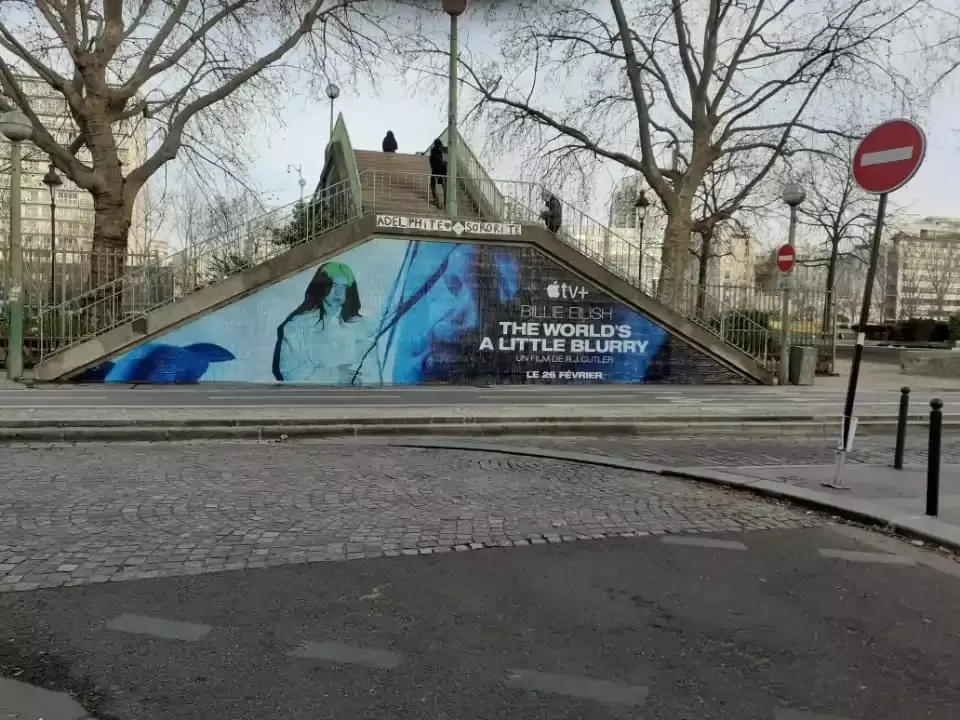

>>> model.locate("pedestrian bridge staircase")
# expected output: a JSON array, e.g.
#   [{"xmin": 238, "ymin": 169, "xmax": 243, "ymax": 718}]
[{"xmin": 29, "ymin": 114, "xmax": 774, "ymax": 384}]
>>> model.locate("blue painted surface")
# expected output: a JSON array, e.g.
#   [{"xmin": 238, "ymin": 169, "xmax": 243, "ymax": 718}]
[{"xmin": 75, "ymin": 238, "xmax": 744, "ymax": 385}]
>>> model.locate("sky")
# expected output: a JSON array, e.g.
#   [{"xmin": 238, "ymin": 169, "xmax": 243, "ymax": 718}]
[{"xmin": 246, "ymin": 71, "xmax": 959, "ymax": 240}]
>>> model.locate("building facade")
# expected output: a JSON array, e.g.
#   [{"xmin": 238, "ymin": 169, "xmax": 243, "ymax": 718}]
[
  {"xmin": 0, "ymin": 75, "xmax": 149, "ymax": 255},
  {"xmin": 887, "ymin": 217, "xmax": 960, "ymax": 320}
]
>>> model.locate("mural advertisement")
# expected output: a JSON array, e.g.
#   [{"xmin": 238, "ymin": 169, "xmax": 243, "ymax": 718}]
[{"xmin": 75, "ymin": 238, "xmax": 745, "ymax": 385}]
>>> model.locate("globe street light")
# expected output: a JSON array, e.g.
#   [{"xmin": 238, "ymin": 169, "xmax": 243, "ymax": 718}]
[
  {"xmin": 0, "ymin": 110, "xmax": 32, "ymax": 380},
  {"xmin": 778, "ymin": 180, "xmax": 805, "ymax": 386},
  {"xmin": 442, "ymin": 0, "xmax": 467, "ymax": 219},
  {"xmin": 634, "ymin": 189, "xmax": 650, "ymax": 287},
  {"xmin": 42, "ymin": 162, "xmax": 62, "ymax": 308},
  {"xmin": 326, "ymin": 83, "xmax": 340, "ymax": 137}
]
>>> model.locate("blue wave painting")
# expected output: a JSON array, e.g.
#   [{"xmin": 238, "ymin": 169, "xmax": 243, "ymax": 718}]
[{"xmin": 76, "ymin": 342, "xmax": 235, "ymax": 383}]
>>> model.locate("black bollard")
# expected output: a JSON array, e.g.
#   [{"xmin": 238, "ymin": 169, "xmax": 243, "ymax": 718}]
[
  {"xmin": 894, "ymin": 386, "xmax": 910, "ymax": 470},
  {"xmin": 926, "ymin": 398, "xmax": 943, "ymax": 517}
]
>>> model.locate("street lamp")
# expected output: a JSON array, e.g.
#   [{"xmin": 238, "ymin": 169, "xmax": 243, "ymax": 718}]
[
  {"xmin": 0, "ymin": 110, "xmax": 32, "ymax": 381},
  {"xmin": 442, "ymin": 0, "xmax": 467, "ymax": 219},
  {"xmin": 779, "ymin": 180, "xmax": 805, "ymax": 386},
  {"xmin": 325, "ymin": 83, "xmax": 340, "ymax": 137},
  {"xmin": 634, "ymin": 189, "xmax": 650, "ymax": 287},
  {"xmin": 42, "ymin": 162, "xmax": 62, "ymax": 308}
]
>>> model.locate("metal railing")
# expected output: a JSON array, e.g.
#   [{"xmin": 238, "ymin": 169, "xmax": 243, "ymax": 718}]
[
  {"xmin": 33, "ymin": 177, "xmax": 358, "ymax": 361},
  {"xmin": 360, "ymin": 170, "xmax": 484, "ymax": 219}
]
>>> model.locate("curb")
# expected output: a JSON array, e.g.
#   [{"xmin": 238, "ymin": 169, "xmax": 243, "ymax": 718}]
[
  {"xmin": 0, "ymin": 416, "xmax": 955, "ymax": 443},
  {"xmin": 0, "ymin": 414, "xmax": 957, "ymax": 444},
  {"xmin": 389, "ymin": 440, "xmax": 960, "ymax": 555}
]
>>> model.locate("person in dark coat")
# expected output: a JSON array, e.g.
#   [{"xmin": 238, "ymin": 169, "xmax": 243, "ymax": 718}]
[
  {"xmin": 428, "ymin": 138, "xmax": 447, "ymax": 207},
  {"xmin": 540, "ymin": 189, "xmax": 562, "ymax": 233},
  {"xmin": 381, "ymin": 131, "xmax": 398, "ymax": 153}
]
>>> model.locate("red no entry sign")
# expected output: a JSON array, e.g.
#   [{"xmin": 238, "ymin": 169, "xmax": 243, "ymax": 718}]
[
  {"xmin": 776, "ymin": 244, "xmax": 795, "ymax": 272},
  {"xmin": 852, "ymin": 119, "xmax": 926, "ymax": 195}
]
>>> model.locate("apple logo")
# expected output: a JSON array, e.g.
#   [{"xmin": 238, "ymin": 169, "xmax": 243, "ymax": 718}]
[{"xmin": 546, "ymin": 281, "xmax": 560, "ymax": 299}]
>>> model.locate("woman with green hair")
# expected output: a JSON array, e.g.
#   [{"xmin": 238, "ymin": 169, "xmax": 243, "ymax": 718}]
[{"xmin": 272, "ymin": 262, "xmax": 375, "ymax": 383}]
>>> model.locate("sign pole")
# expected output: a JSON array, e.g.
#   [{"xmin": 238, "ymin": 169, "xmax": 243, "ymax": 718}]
[
  {"xmin": 826, "ymin": 192, "xmax": 888, "ymax": 489},
  {"xmin": 779, "ymin": 279, "xmax": 791, "ymax": 385}
]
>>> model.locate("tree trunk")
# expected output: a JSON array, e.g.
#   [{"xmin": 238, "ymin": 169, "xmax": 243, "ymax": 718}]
[
  {"xmin": 695, "ymin": 231, "xmax": 713, "ymax": 318},
  {"xmin": 821, "ymin": 238, "xmax": 840, "ymax": 372},
  {"xmin": 658, "ymin": 212, "xmax": 693, "ymax": 310},
  {"xmin": 89, "ymin": 190, "xmax": 132, "ymax": 328}
]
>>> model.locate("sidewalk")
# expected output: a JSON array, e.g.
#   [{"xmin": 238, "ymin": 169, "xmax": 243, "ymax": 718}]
[{"xmin": 704, "ymin": 462, "xmax": 960, "ymax": 527}]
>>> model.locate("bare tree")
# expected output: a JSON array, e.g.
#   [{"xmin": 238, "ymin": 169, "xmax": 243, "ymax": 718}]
[
  {"xmin": 790, "ymin": 135, "xmax": 879, "ymax": 332},
  {"xmin": 688, "ymin": 149, "xmax": 776, "ymax": 313},
  {"xmin": 404, "ymin": 0, "xmax": 926, "ymax": 297},
  {"xmin": 0, "ymin": 0, "xmax": 392, "ymax": 294},
  {"xmin": 171, "ymin": 185, "xmax": 269, "ymax": 288}
]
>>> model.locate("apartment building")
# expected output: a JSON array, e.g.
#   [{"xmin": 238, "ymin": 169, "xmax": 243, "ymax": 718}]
[
  {"xmin": 887, "ymin": 216, "xmax": 960, "ymax": 319},
  {"xmin": 0, "ymin": 75, "xmax": 149, "ymax": 255}
]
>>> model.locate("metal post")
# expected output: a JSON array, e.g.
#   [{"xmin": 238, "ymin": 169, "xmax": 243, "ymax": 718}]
[
  {"xmin": 779, "ymin": 282, "xmax": 791, "ymax": 385},
  {"xmin": 841, "ymin": 193, "xmax": 888, "ymax": 449},
  {"xmin": 779, "ymin": 203, "xmax": 799, "ymax": 385},
  {"xmin": 445, "ymin": 11, "xmax": 459, "ymax": 219},
  {"xmin": 49, "ymin": 192, "xmax": 57, "ymax": 305},
  {"xmin": 926, "ymin": 398, "xmax": 942, "ymax": 516},
  {"xmin": 6, "ymin": 140, "xmax": 23, "ymax": 380},
  {"xmin": 893, "ymin": 386, "xmax": 910, "ymax": 470},
  {"xmin": 329, "ymin": 100, "xmax": 334, "ymax": 137}
]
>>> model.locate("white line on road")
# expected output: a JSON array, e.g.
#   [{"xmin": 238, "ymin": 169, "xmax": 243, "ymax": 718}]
[
  {"xmin": 289, "ymin": 641, "xmax": 403, "ymax": 669},
  {"xmin": 208, "ymin": 393, "xmax": 407, "ymax": 400},
  {"xmin": 660, "ymin": 536, "xmax": 748, "ymax": 550},
  {"xmin": 504, "ymin": 669, "xmax": 648, "ymax": 706},
  {"xmin": 106, "ymin": 613, "xmax": 211, "ymax": 641},
  {"xmin": 818, "ymin": 548, "xmax": 915, "ymax": 565},
  {"xmin": 860, "ymin": 146, "xmax": 914, "ymax": 166}
]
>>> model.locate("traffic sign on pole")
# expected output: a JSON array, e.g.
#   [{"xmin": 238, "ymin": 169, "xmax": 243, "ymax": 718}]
[
  {"xmin": 776, "ymin": 244, "xmax": 796, "ymax": 273},
  {"xmin": 832, "ymin": 117, "xmax": 927, "ymax": 489},
  {"xmin": 852, "ymin": 119, "xmax": 926, "ymax": 195}
]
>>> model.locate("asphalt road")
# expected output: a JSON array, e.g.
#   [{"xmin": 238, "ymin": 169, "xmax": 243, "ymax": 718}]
[
  {"xmin": 4, "ymin": 383, "xmax": 960, "ymax": 410},
  {"xmin": 2, "ymin": 524, "xmax": 958, "ymax": 719}
]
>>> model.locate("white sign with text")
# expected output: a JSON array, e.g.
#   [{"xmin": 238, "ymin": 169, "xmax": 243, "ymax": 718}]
[{"xmin": 375, "ymin": 215, "xmax": 522, "ymax": 236}]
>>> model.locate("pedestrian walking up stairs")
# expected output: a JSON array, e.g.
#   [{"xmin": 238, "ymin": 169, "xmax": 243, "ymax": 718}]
[{"xmin": 29, "ymin": 113, "xmax": 773, "ymax": 384}]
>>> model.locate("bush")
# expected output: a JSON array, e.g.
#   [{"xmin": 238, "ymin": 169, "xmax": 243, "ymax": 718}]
[{"xmin": 712, "ymin": 310, "xmax": 772, "ymax": 357}]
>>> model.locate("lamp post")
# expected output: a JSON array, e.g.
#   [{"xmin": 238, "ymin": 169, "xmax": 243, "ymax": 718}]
[
  {"xmin": 634, "ymin": 189, "xmax": 649, "ymax": 287},
  {"xmin": 442, "ymin": 0, "xmax": 467, "ymax": 219},
  {"xmin": 1, "ymin": 110, "xmax": 32, "ymax": 380},
  {"xmin": 42, "ymin": 162, "xmax": 62, "ymax": 307},
  {"xmin": 325, "ymin": 83, "xmax": 340, "ymax": 137},
  {"xmin": 287, "ymin": 164, "xmax": 306, "ymax": 204},
  {"xmin": 780, "ymin": 181, "xmax": 806, "ymax": 386}
]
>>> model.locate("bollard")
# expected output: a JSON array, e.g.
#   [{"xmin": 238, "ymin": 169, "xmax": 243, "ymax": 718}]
[
  {"xmin": 926, "ymin": 398, "xmax": 943, "ymax": 517},
  {"xmin": 894, "ymin": 386, "xmax": 910, "ymax": 470}
]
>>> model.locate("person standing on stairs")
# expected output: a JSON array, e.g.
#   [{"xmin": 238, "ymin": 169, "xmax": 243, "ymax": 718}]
[
  {"xmin": 382, "ymin": 131, "xmax": 398, "ymax": 153},
  {"xmin": 540, "ymin": 189, "xmax": 562, "ymax": 233},
  {"xmin": 429, "ymin": 138, "xmax": 447, "ymax": 208}
]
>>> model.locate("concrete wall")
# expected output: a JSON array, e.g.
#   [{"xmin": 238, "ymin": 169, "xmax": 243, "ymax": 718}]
[
  {"xmin": 901, "ymin": 349, "xmax": 960, "ymax": 378},
  {"xmin": 68, "ymin": 234, "xmax": 753, "ymax": 385}
]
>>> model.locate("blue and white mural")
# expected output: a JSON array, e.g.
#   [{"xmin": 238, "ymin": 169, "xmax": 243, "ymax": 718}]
[{"xmin": 75, "ymin": 238, "xmax": 745, "ymax": 385}]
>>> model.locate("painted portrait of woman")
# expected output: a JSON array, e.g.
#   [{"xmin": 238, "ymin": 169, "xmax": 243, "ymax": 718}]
[{"xmin": 271, "ymin": 261, "xmax": 377, "ymax": 384}]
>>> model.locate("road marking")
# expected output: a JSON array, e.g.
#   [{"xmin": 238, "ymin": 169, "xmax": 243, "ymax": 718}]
[
  {"xmin": 776, "ymin": 709, "xmax": 860, "ymax": 719},
  {"xmin": 860, "ymin": 146, "xmax": 914, "ymax": 166},
  {"xmin": 106, "ymin": 613, "xmax": 211, "ymax": 641},
  {"xmin": 289, "ymin": 641, "xmax": 403, "ymax": 669},
  {"xmin": 504, "ymin": 669, "xmax": 648, "ymax": 706},
  {"xmin": 660, "ymin": 536, "xmax": 747, "ymax": 550},
  {"xmin": 827, "ymin": 525, "xmax": 960, "ymax": 580},
  {"xmin": 818, "ymin": 548, "xmax": 915, "ymax": 565}
]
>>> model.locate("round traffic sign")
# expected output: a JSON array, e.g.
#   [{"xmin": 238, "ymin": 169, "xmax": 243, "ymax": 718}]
[
  {"xmin": 852, "ymin": 119, "xmax": 926, "ymax": 195},
  {"xmin": 776, "ymin": 244, "xmax": 795, "ymax": 272}
]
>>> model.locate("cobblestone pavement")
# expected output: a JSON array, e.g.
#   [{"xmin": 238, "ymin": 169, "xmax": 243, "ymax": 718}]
[
  {"xmin": 0, "ymin": 442, "xmax": 820, "ymax": 593},
  {"xmin": 465, "ymin": 435, "xmax": 960, "ymax": 467}
]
